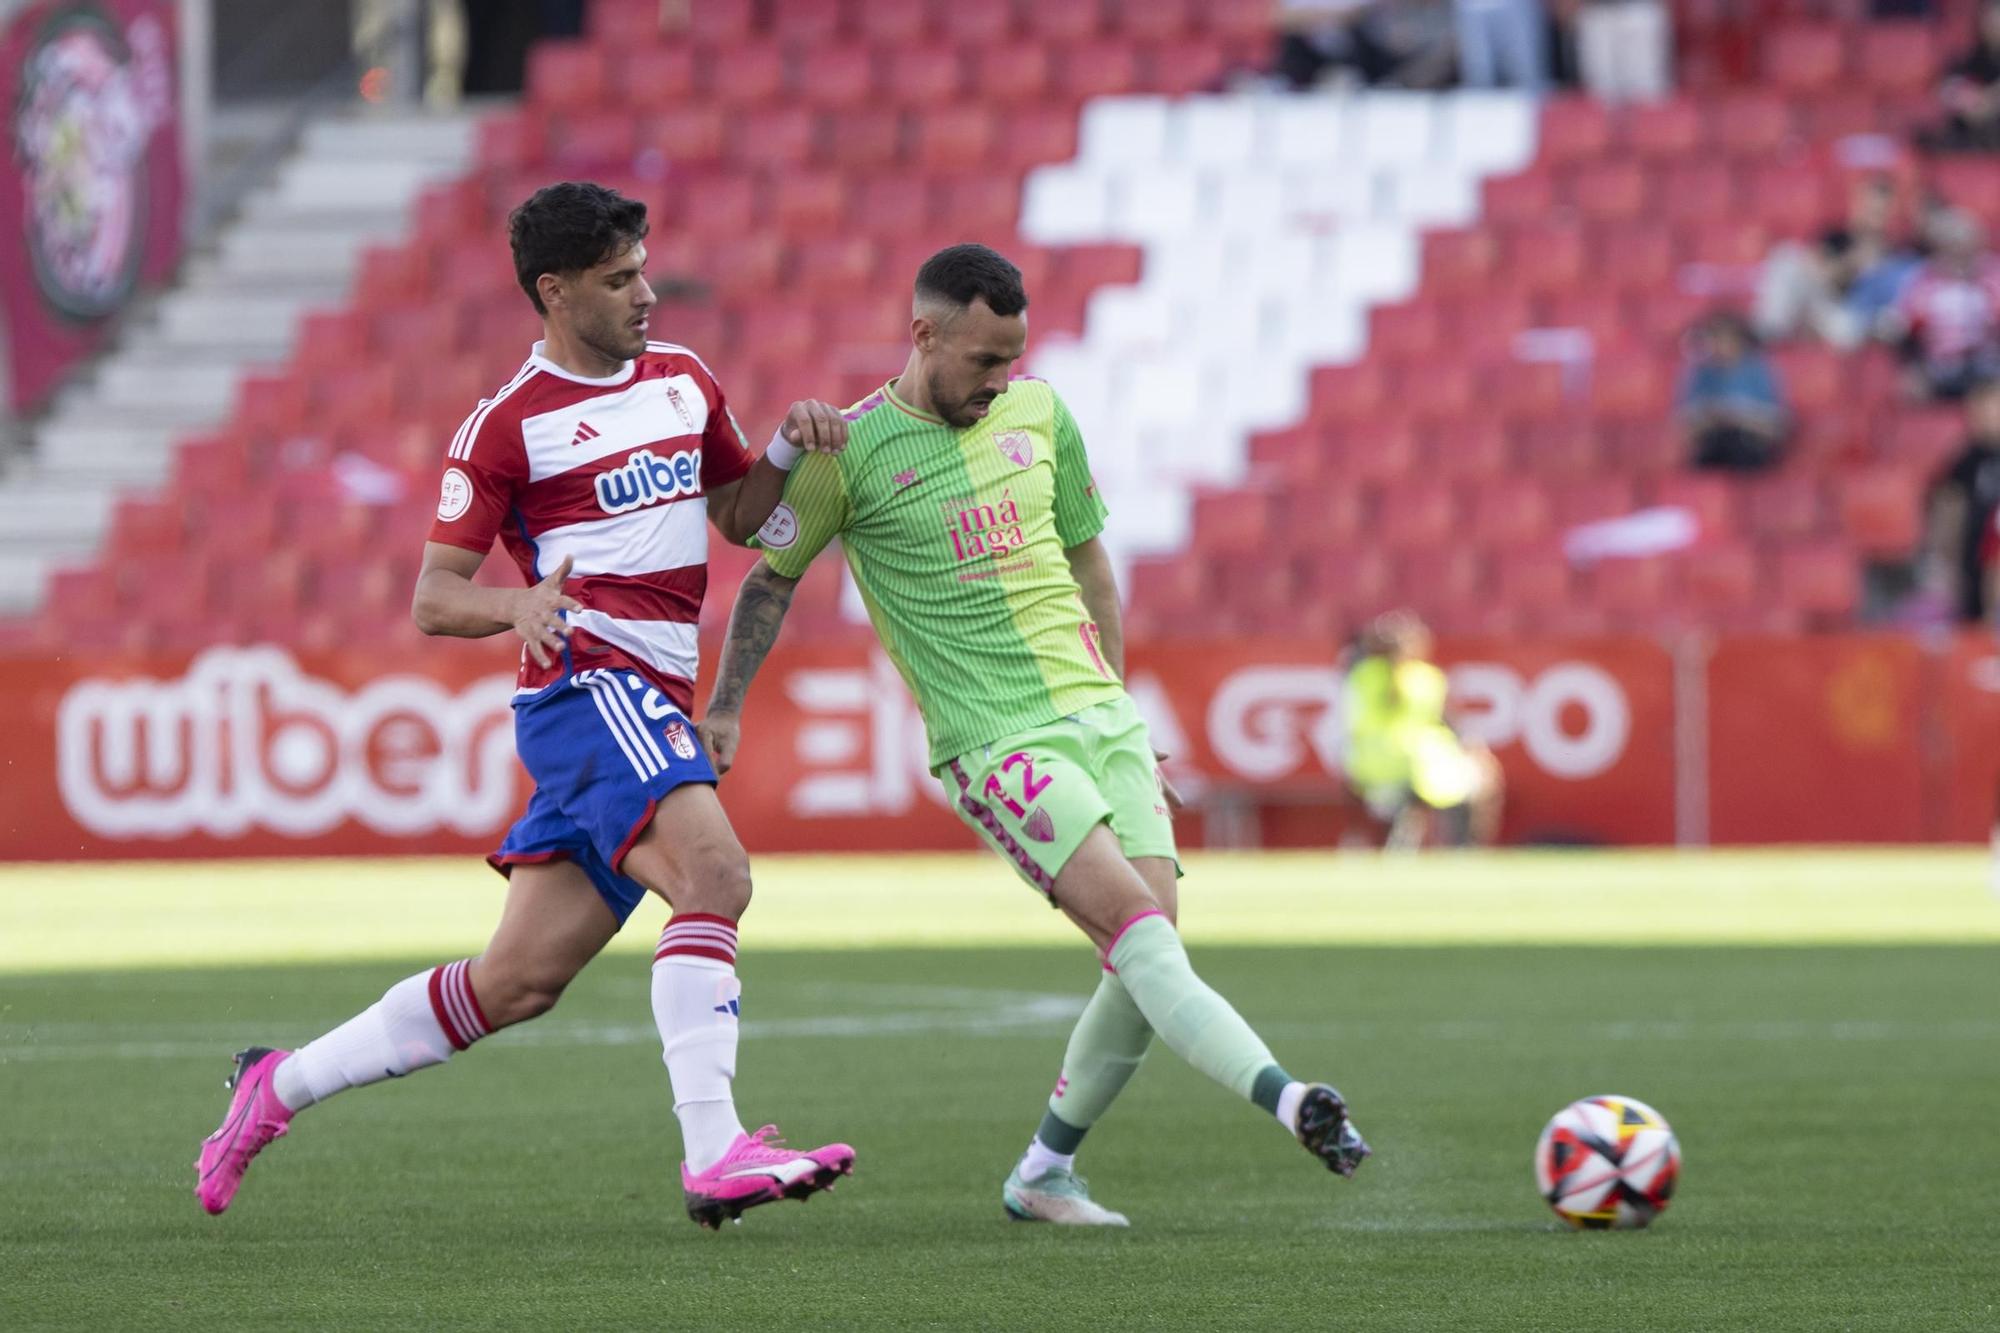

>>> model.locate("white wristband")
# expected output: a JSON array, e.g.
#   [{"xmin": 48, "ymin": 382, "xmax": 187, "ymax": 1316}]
[{"xmin": 765, "ymin": 432, "xmax": 803, "ymax": 471}]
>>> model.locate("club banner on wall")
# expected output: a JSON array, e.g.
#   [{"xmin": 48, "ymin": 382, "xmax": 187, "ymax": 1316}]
[
  {"xmin": 0, "ymin": 0, "xmax": 182, "ymax": 412},
  {"xmin": 10, "ymin": 630, "xmax": 1985, "ymax": 862}
]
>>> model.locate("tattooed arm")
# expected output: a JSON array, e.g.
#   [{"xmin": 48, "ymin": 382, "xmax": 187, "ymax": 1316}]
[{"xmin": 697, "ymin": 562, "xmax": 803, "ymax": 775}]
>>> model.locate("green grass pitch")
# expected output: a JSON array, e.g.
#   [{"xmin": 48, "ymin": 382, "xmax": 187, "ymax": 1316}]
[{"xmin": 4, "ymin": 851, "xmax": 1998, "ymax": 1330}]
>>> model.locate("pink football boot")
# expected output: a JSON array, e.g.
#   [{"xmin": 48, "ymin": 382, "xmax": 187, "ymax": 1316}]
[
  {"xmin": 194, "ymin": 1047, "xmax": 293, "ymax": 1215},
  {"xmin": 681, "ymin": 1125, "xmax": 855, "ymax": 1229}
]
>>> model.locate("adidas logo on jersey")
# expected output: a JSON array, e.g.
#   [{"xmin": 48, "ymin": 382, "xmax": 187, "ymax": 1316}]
[
  {"xmin": 594, "ymin": 446, "xmax": 703, "ymax": 514},
  {"xmin": 571, "ymin": 421, "xmax": 600, "ymax": 447}
]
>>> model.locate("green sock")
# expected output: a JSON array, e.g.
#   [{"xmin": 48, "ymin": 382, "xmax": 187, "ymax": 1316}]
[
  {"xmin": 1105, "ymin": 914, "xmax": 1292, "ymax": 1112},
  {"xmin": 1035, "ymin": 972, "xmax": 1154, "ymax": 1153}
]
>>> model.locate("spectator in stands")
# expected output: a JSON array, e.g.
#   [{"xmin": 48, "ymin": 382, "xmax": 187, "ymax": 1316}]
[
  {"xmin": 1343, "ymin": 611, "xmax": 1504, "ymax": 850},
  {"xmin": 1754, "ymin": 175, "xmax": 1920, "ymax": 351},
  {"xmin": 1269, "ymin": 0, "xmax": 1457, "ymax": 91},
  {"xmin": 1573, "ymin": 0, "xmax": 1671, "ymax": 100},
  {"xmin": 1881, "ymin": 209, "xmax": 2000, "ymax": 400},
  {"xmin": 1921, "ymin": 379, "xmax": 2000, "ymax": 623},
  {"xmin": 1677, "ymin": 311, "xmax": 1789, "ymax": 472},
  {"xmin": 1924, "ymin": 0, "xmax": 2000, "ymax": 152},
  {"xmin": 1455, "ymin": 0, "xmax": 1547, "ymax": 92}
]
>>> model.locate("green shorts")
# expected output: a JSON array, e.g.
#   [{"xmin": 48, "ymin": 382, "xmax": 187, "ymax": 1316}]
[{"xmin": 936, "ymin": 694, "xmax": 1179, "ymax": 900}]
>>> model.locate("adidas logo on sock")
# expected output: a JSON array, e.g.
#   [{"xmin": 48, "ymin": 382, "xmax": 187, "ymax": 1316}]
[{"xmin": 570, "ymin": 421, "xmax": 600, "ymax": 447}]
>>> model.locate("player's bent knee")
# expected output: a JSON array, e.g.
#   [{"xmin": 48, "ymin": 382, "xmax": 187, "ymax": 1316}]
[{"xmin": 476, "ymin": 969, "xmax": 569, "ymax": 1029}]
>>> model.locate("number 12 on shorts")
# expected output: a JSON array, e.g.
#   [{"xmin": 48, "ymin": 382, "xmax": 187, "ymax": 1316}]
[{"xmin": 984, "ymin": 751, "xmax": 1050, "ymax": 819}]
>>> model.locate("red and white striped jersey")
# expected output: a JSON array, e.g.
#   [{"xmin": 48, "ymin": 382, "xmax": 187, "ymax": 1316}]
[{"xmin": 428, "ymin": 340, "xmax": 754, "ymax": 711}]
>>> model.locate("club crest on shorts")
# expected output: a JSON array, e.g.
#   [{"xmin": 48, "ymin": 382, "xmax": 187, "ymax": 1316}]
[
  {"xmin": 663, "ymin": 719, "xmax": 698, "ymax": 762},
  {"xmin": 993, "ymin": 430, "xmax": 1033, "ymax": 469},
  {"xmin": 1022, "ymin": 807, "xmax": 1056, "ymax": 843}
]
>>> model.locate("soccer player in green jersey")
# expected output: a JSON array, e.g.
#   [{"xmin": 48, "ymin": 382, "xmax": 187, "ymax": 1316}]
[{"xmin": 699, "ymin": 244, "xmax": 1370, "ymax": 1225}]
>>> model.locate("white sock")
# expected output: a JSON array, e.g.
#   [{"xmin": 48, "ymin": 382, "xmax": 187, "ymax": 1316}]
[
  {"xmin": 1019, "ymin": 1138, "xmax": 1076, "ymax": 1183},
  {"xmin": 652, "ymin": 915, "xmax": 748, "ymax": 1173},
  {"xmin": 272, "ymin": 962, "xmax": 487, "ymax": 1112},
  {"xmin": 1274, "ymin": 1080, "xmax": 1308, "ymax": 1134}
]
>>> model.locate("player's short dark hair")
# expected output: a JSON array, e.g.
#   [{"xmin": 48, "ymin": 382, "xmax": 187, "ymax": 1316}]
[
  {"xmin": 914, "ymin": 243, "xmax": 1028, "ymax": 319},
  {"xmin": 508, "ymin": 182, "xmax": 650, "ymax": 315}
]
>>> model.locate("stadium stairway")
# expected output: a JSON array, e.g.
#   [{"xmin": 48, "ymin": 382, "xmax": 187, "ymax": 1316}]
[{"xmin": 0, "ymin": 108, "xmax": 481, "ymax": 617}]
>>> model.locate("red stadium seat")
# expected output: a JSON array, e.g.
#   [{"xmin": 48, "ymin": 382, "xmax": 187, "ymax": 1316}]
[
  {"xmin": 1377, "ymin": 481, "xmax": 1459, "ymax": 550},
  {"xmin": 1761, "ymin": 24, "xmax": 1848, "ymax": 94},
  {"xmin": 1621, "ymin": 97, "xmax": 1704, "ymax": 158},
  {"xmin": 1327, "ymin": 419, "xmax": 1421, "ymax": 482},
  {"xmin": 1803, "ymin": 94, "xmax": 1886, "ymax": 141},
  {"xmin": 589, "ymin": 0, "xmax": 663, "ymax": 44},
  {"xmin": 791, "ymin": 236, "xmax": 881, "ymax": 299},
  {"xmin": 914, "ymin": 106, "xmax": 999, "ymax": 169},
  {"xmin": 1743, "ymin": 166, "xmax": 1835, "ymax": 237},
  {"xmin": 937, "ymin": 175, "xmax": 1021, "ymax": 236},
  {"xmin": 1744, "ymin": 472, "xmax": 1827, "ymax": 540},
  {"xmin": 1928, "ymin": 158, "xmax": 2000, "ymax": 222},
  {"xmin": 1494, "ymin": 549, "xmax": 1575, "ymax": 608},
  {"xmin": 1776, "ymin": 543, "xmax": 1860, "ymax": 619},
  {"xmin": 1142, "ymin": 38, "xmax": 1228, "ymax": 94},
  {"xmin": 1579, "ymin": 555, "xmax": 1673, "ymax": 619},
  {"xmin": 1649, "ymin": 473, "xmax": 1742, "ymax": 538},
  {"xmin": 680, "ymin": 174, "xmax": 757, "ymax": 237},
  {"xmin": 710, "ymin": 44, "xmax": 784, "ymax": 105},
  {"xmin": 1835, "ymin": 463, "xmax": 1924, "ymax": 556},
  {"xmin": 1504, "ymin": 223, "xmax": 1589, "ymax": 293},
  {"xmin": 1199, "ymin": 0, "xmax": 1274, "ymax": 40},
  {"xmin": 649, "ymin": 106, "xmax": 726, "ymax": 161},
  {"xmin": 823, "ymin": 110, "xmax": 907, "ymax": 169},
  {"xmin": 1369, "ymin": 303, "xmax": 1442, "ymax": 360},
  {"xmin": 769, "ymin": 171, "xmax": 849, "ymax": 231},
  {"xmin": 1854, "ymin": 23, "xmax": 1939, "ymax": 95},
  {"xmin": 938, "ymin": 0, "xmax": 1018, "ymax": 42},
  {"xmin": 1706, "ymin": 93, "xmax": 1794, "ymax": 157},
  {"xmin": 1423, "ymin": 418, "xmax": 1512, "ymax": 479},
  {"xmin": 1768, "ymin": 346, "xmax": 1842, "ymax": 415},
  {"xmin": 1568, "ymin": 162, "xmax": 1650, "ymax": 222},
  {"xmin": 1465, "ymin": 477, "xmax": 1554, "ymax": 545},
  {"xmin": 1682, "ymin": 542, "xmax": 1761, "ymax": 611},
  {"xmin": 1553, "ymin": 476, "xmax": 1638, "ymax": 526},
  {"xmin": 1056, "ymin": 41, "xmax": 1141, "ymax": 99},
  {"xmin": 615, "ymin": 47, "xmax": 698, "ymax": 110},
  {"xmin": 796, "ymin": 44, "xmax": 877, "ymax": 108},
  {"xmin": 1422, "ymin": 230, "xmax": 1499, "ymax": 295},
  {"xmin": 1539, "ymin": 96, "xmax": 1613, "ymax": 167},
  {"xmin": 551, "ymin": 109, "xmax": 638, "ymax": 167},
  {"xmin": 1481, "ymin": 170, "xmax": 1556, "ymax": 226},
  {"xmin": 1515, "ymin": 421, "xmax": 1602, "ymax": 475},
  {"xmin": 969, "ymin": 40, "xmax": 1058, "ymax": 105},
  {"xmin": 854, "ymin": 0, "xmax": 931, "ymax": 42},
  {"xmin": 853, "ymin": 177, "xmax": 936, "ymax": 236},
  {"xmin": 993, "ymin": 105, "xmax": 1079, "ymax": 170},
  {"xmin": 768, "ymin": 0, "xmax": 846, "ymax": 44},
  {"xmin": 1191, "ymin": 489, "xmax": 1276, "ymax": 554},
  {"xmin": 1022, "ymin": 0, "xmax": 1105, "ymax": 40},
  {"xmin": 883, "ymin": 44, "xmax": 967, "ymax": 101},
  {"xmin": 687, "ymin": 0, "xmax": 755, "ymax": 41},
  {"xmin": 525, "ymin": 41, "xmax": 607, "ymax": 112},
  {"xmin": 1110, "ymin": 0, "xmax": 1194, "ymax": 38},
  {"xmin": 728, "ymin": 107, "xmax": 816, "ymax": 165},
  {"xmin": 1306, "ymin": 364, "xmax": 1389, "ymax": 421}
]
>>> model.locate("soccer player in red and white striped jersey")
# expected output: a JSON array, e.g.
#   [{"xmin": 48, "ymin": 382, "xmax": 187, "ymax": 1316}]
[{"xmin": 195, "ymin": 183, "xmax": 854, "ymax": 1230}]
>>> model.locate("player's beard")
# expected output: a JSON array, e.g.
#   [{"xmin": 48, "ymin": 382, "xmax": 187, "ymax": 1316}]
[
  {"xmin": 586, "ymin": 310, "xmax": 647, "ymax": 365},
  {"xmin": 931, "ymin": 371, "xmax": 995, "ymax": 428}
]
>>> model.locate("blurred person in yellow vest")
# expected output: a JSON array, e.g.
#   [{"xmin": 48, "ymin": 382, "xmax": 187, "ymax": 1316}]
[{"xmin": 1342, "ymin": 611, "xmax": 1504, "ymax": 849}]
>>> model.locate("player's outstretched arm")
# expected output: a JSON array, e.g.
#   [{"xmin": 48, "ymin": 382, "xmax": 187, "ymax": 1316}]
[
  {"xmin": 412, "ymin": 542, "xmax": 580, "ymax": 668},
  {"xmin": 699, "ymin": 561, "xmax": 803, "ymax": 774},
  {"xmin": 707, "ymin": 399, "xmax": 849, "ymax": 546}
]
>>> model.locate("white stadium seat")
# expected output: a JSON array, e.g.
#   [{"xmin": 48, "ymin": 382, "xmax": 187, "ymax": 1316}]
[
  {"xmin": 1107, "ymin": 169, "xmax": 1204, "ymax": 241},
  {"xmin": 1174, "ymin": 96, "xmax": 1263, "ymax": 167},
  {"xmin": 1441, "ymin": 90, "xmax": 1538, "ymax": 175},
  {"xmin": 1020, "ymin": 167, "xmax": 1110, "ymax": 244},
  {"xmin": 1078, "ymin": 96, "xmax": 1172, "ymax": 167},
  {"xmin": 1354, "ymin": 92, "xmax": 1437, "ymax": 167}
]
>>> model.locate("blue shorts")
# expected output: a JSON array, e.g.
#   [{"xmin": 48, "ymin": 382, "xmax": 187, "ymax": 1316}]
[{"xmin": 490, "ymin": 668, "xmax": 717, "ymax": 923}]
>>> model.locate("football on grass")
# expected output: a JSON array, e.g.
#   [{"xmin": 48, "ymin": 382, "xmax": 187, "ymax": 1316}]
[{"xmin": 1534, "ymin": 1095, "xmax": 1681, "ymax": 1229}]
